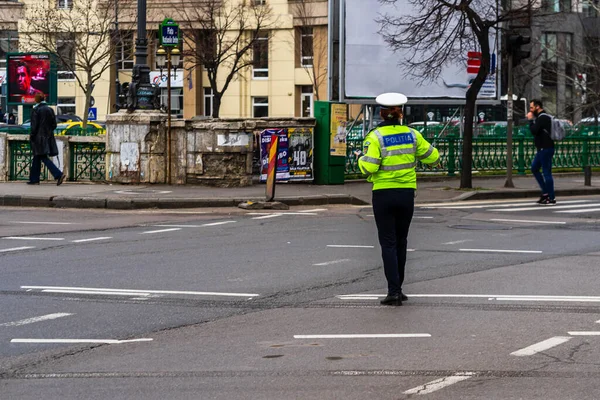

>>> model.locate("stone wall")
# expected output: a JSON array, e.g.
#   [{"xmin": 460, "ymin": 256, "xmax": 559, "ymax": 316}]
[{"xmin": 106, "ymin": 112, "xmax": 316, "ymax": 187}]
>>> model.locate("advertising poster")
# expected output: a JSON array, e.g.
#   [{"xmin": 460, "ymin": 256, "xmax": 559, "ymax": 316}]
[
  {"xmin": 260, "ymin": 129, "xmax": 289, "ymax": 182},
  {"xmin": 330, "ymin": 103, "xmax": 348, "ymax": 156},
  {"xmin": 288, "ymin": 128, "xmax": 313, "ymax": 181},
  {"xmin": 7, "ymin": 54, "xmax": 52, "ymax": 105}
]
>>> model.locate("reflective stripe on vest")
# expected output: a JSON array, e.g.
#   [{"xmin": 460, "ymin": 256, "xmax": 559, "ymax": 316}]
[
  {"xmin": 417, "ymin": 144, "xmax": 435, "ymax": 160},
  {"xmin": 380, "ymin": 162, "xmax": 417, "ymax": 171},
  {"xmin": 361, "ymin": 156, "xmax": 381, "ymax": 165},
  {"xmin": 373, "ymin": 129, "xmax": 417, "ymax": 158}
]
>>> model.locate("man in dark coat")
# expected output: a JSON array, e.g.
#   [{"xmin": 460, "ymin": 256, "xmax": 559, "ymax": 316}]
[
  {"xmin": 527, "ymin": 99, "xmax": 555, "ymax": 205},
  {"xmin": 28, "ymin": 93, "xmax": 66, "ymax": 185}
]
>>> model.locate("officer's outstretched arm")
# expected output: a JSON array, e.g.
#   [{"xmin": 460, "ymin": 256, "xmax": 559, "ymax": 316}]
[
  {"xmin": 415, "ymin": 131, "xmax": 440, "ymax": 166},
  {"xmin": 358, "ymin": 133, "xmax": 381, "ymax": 176}
]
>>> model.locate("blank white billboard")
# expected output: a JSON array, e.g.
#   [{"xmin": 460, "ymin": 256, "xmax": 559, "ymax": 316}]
[{"xmin": 343, "ymin": 0, "xmax": 499, "ymax": 102}]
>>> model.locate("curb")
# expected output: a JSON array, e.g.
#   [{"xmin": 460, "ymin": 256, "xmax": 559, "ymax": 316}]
[{"xmin": 0, "ymin": 194, "xmax": 370, "ymax": 210}]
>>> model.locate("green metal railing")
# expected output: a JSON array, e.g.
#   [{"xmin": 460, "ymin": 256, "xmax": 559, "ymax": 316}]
[
  {"xmin": 346, "ymin": 126, "xmax": 600, "ymax": 176},
  {"xmin": 0, "ymin": 126, "xmax": 106, "ymax": 136},
  {"xmin": 8, "ymin": 141, "xmax": 49, "ymax": 181},
  {"xmin": 70, "ymin": 143, "xmax": 106, "ymax": 181}
]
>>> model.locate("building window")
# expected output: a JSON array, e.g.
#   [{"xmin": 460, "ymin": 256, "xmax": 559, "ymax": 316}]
[
  {"xmin": 252, "ymin": 0, "xmax": 266, "ymax": 5},
  {"xmin": 541, "ymin": 0, "xmax": 571, "ymax": 12},
  {"xmin": 57, "ymin": 97, "xmax": 76, "ymax": 115},
  {"xmin": 583, "ymin": 0, "xmax": 599, "ymax": 17},
  {"xmin": 116, "ymin": 31, "xmax": 134, "ymax": 70},
  {"xmin": 253, "ymin": 97, "xmax": 268, "ymax": 117},
  {"xmin": 0, "ymin": 31, "xmax": 18, "ymax": 70},
  {"xmin": 541, "ymin": 33, "xmax": 557, "ymax": 61},
  {"xmin": 204, "ymin": 87, "xmax": 214, "ymax": 117},
  {"xmin": 57, "ymin": 0, "xmax": 73, "ymax": 9},
  {"xmin": 301, "ymin": 86, "xmax": 313, "ymax": 117},
  {"xmin": 300, "ymin": 27, "xmax": 314, "ymax": 67},
  {"xmin": 57, "ymin": 33, "xmax": 75, "ymax": 80},
  {"xmin": 160, "ymin": 88, "xmax": 184, "ymax": 117},
  {"xmin": 252, "ymin": 32, "xmax": 269, "ymax": 79}
]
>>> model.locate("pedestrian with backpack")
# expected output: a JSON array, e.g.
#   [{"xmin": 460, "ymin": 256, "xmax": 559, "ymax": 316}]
[{"xmin": 528, "ymin": 99, "xmax": 557, "ymax": 205}]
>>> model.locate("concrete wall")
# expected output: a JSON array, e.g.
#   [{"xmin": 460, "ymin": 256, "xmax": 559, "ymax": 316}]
[{"xmin": 106, "ymin": 110, "xmax": 316, "ymax": 186}]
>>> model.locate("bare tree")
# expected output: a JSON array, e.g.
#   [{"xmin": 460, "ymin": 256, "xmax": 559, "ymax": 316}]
[
  {"xmin": 378, "ymin": 0, "xmax": 537, "ymax": 188},
  {"xmin": 20, "ymin": 0, "xmax": 132, "ymax": 127},
  {"xmin": 180, "ymin": 0, "xmax": 278, "ymax": 118},
  {"xmin": 290, "ymin": 0, "xmax": 328, "ymax": 102}
]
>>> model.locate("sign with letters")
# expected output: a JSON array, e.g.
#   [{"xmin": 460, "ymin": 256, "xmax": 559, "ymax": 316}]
[{"xmin": 160, "ymin": 19, "xmax": 180, "ymax": 47}]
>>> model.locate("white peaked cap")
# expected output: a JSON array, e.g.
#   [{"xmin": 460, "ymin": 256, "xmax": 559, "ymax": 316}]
[{"xmin": 375, "ymin": 92, "xmax": 408, "ymax": 107}]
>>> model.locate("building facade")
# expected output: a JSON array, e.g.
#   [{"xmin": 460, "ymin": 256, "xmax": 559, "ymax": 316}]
[{"xmin": 0, "ymin": 0, "xmax": 328, "ymax": 123}]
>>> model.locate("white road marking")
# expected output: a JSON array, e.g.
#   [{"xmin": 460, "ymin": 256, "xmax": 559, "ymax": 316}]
[
  {"xmin": 293, "ymin": 334, "xmax": 431, "ymax": 339},
  {"xmin": 403, "ymin": 373, "xmax": 475, "ymax": 395},
  {"xmin": 10, "ymin": 221, "xmax": 76, "ymax": 225},
  {"xmin": 299, "ymin": 209, "xmax": 327, "ymax": 213},
  {"xmin": 421, "ymin": 199, "xmax": 588, "ymax": 209},
  {"xmin": 313, "ymin": 259, "xmax": 351, "ymax": 266},
  {"xmin": 0, "ymin": 313, "xmax": 73, "ymax": 327},
  {"xmin": 460, "ymin": 248, "xmax": 542, "ymax": 254},
  {"xmin": 511, "ymin": 337, "xmax": 572, "ymax": 356},
  {"xmin": 252, "ymin": 214, "xmax": 282, "ymax": 220},
  {"xmin": 568, "ymin": 332, "xmax": 600, "ymax": 336},
  {"xmin": 248, "ymin": 212, "xmax": 318, "ymax": 216},
  {"xmin": 71, "ymin": 237, "xmax": 112, "ymax": 243},
  {"xmin": 21, "ymin": 286, "xmax": 259, "ymax": 298},
  {"xmin": 327, "ymin": 245, "xmax": 375, "ymax": 249},
  {"xmin": 442, "ymin": 239, "xmax": 474, "ymax": 245},
  {"xmin": 414, "ymin": 216, "xmax": 434, "ymax": 219},
  {"xmin": 490, "ymin": 203, "xmax": 600, "ymax": 212},
  {"xmin": 141, "ymin": 228, "xmax": 181, "ymax": 234},
  {"xmin": 336, "ymin": 294, "xmax": 600, "ymax": 303},
  {"xmin": 41, "ymin": 290, "xmax": 151, "ymax": 297},
  {"xmin": 199, "ymin": 221, "xmax": 237, "ymax": 227},
  {"xmin": 490, "ymin": 218, "xmax": 566, "ymax": 224},
  {"xmin": 557, "ymin": 208, "xmax": 600, "ymax": 213},
  {"xmin": 419, "ymin": 199, "xmax": 543, "ymax": 207},
  {"xmin": 11, "ymin": 338, "xmax": 153, "ymax": 344},
  {"xmin": 597, "ymin": 320, "xmax": 600, "ymax": 324},
  {"xmin": 0, "ymin": 246, "xmax": 35, "ymax": 253},
  {"xmin": 2, "ymin": 237, "xmax": 64, "ymax": 241}
]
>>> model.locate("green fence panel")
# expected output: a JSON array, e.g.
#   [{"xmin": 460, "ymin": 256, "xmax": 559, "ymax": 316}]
[
  {"xmin": 9, "ymin": 140, "xmax": 48, "ymax": 181},
  {"xmin": 69, "ymin": 142, "xmax": 106, "ymax": 181}
]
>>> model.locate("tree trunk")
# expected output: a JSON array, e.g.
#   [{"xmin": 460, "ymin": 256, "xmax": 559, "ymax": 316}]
[
  {"xmin": 82, "ymin": 79, "xmax": 93, "ymax": 129},
  {"xmin": 212, "ymin": 93, "xmax": 222, "ymax": 118}
]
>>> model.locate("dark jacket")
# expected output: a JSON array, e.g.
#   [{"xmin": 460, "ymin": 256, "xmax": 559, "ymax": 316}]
[
  {"xmin": 529, "ymin": 111, "xmax": 554, "ymax": 150},
  {"xmin": 30, "ymin": 102, "xmax": 58, "ymax": 157}
]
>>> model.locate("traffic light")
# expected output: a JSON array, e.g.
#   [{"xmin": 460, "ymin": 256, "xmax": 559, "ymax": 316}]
[{"xmin": 507, "ymin": 34, "xmax": 531, "ymax": 67}]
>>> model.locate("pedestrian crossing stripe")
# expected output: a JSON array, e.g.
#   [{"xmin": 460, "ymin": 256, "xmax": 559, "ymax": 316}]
[{"xmin": 418, "ymin": 199, "xmax": 600, "ymax": 215}]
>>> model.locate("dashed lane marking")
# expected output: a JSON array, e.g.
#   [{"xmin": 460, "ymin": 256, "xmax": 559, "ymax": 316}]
[
  {"xmin": 327, "ymin": 245, "xmax": 375, "ymax": 249},
  {"xmin": 11, "ymin": 338, "xmax": 153, "ymax": 345},
  {"xmin": 140, "ymin": 228, "xmax": 181, "ymax": 234},
  {"xmin": 568, "ymin": 332, "xmax": 600, "ymax": 336},
  {"xmin": 511, "ymin": 337, "xmax": 572, "ymax": 356},
  {"xmin": 489, "ymin": 203, "xmax": 600, "ymax": 212},
  {"xmin": 2, "ymin": 237, "xmax": 64, "ymax": 241},
  {"xmin": 0, "ymin": 313, "xmax": 73, "ymax": 327},
  {"xmin": 0, "ymin": 246, "xmax": 35, "ymax": 253},
  {"xmin": 293, "ymin": 334, "xmax": 431, "ymax": 339},
  {"xmin": 403, "ymin": 373, "xmax": 475, "ymax": 395},
  {"xmin": 313, "ymin": 259, "xmax": 351, "ymax": 266},
  {"xmin": 490, "ymin": 218, "xmax": 566, "ymax": 224},
  {"xmin": 336, "ymin": 294, "xmax": 600, "ymax": 303},
  {"xmin": 21, "ymin": 286, "xmax": 259, "ymax": 298},
  {"xmin": 9, "ymin": 221, "xmax": 77, "ymax": 225},
  {"xmin": 459, "ymin": 248, "xmax": 542, "ymax": 254},
  {"xmin": 71, "ymin": 237, "xmax": 112, "ymax": 243}
]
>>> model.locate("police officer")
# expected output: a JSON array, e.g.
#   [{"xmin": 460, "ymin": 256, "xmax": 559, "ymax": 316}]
[{"xmin": 358, "ymin": 93, "xmax": 440, "ymax": 306}]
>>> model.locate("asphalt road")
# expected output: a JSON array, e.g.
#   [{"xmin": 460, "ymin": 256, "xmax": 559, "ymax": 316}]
[{"xmin": 1, "ymin": 197, "xmax": 600, "ymax": 399}]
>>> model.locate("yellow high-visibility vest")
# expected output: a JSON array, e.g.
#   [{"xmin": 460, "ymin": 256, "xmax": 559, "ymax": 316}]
[{"xmin": 358, "ymin": 124, "xmax": 439, "ymax": 190}]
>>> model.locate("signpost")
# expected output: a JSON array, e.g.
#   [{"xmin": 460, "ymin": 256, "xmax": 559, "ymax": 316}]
[{"xmin": 160, "ymin": 19, "xmax": 180, "ymax": 47}]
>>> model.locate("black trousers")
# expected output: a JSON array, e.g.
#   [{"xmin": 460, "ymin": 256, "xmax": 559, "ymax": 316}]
[
  {"xmin": 372, "ymin": 188, "xmax": 415, "ymax": 296},
  {"xmin": 29, "ymin": 155, "xmax": 62, "ymax": 183}
]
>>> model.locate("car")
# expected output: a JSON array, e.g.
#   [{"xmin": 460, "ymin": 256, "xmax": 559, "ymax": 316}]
[
  {"xmin": 475, "ymin": 121, "xmax": 507, "ymax": 137},
  {"xmin": 55, "ymin": 121, "xmax": 105, "ymax": 136}
]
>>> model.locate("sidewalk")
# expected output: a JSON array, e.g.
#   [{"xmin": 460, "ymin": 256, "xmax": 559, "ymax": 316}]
[{"xmin": 0, "ymin": 174, "xmax": 599, "ymax": 209}]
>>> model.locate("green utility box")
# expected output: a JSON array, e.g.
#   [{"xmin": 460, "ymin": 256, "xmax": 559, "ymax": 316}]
[{"xmin": 314, "ymin": 101, "xmax": 347, "ymax": 185}]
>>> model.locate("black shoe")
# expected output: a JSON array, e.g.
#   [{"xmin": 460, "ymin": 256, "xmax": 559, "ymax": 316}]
[
  {"xmin": 540, "ymin": 197, "xmax": 556, "ymax": 205},
  {"xmin": 26, "ymin": 181, "xmax": 40, "ymax": 185},
  {"xmin": 380, "ymin": 295, "xmax": 402, "ymax": 306},
  {"xmin": 536, "ymin": 194, "xmax": 549, "ymax": 204},
  {"xmin": 400, "ymin": 293, "xmax": 408, "ymax": 301},
  {"xmin": 57, "ymin": 174, "xmax": 66, "ymax": 186}
]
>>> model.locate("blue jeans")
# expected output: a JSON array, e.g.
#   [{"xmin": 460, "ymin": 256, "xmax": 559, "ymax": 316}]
[
  {"xmin": 30, "ymin": 155, "xmax": 62, "ymax": 183},
  {"xmin": 531, "ymin": 148, "xmax": 555, "ymax": 199},
  {"xmin": 372, "ymin": 188, "xmax": 415, "ymax": 296}
]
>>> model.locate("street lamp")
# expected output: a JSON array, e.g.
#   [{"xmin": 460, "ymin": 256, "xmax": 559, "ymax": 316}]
[{"xmin": 156, "ymin": 45, "xmax": 181, "ymax": 184}]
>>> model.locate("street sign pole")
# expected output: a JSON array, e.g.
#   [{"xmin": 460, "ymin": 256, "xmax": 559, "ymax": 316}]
[{"xmin": 505, "ymin": 53, "xmax": 515, "ymax": 188}]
